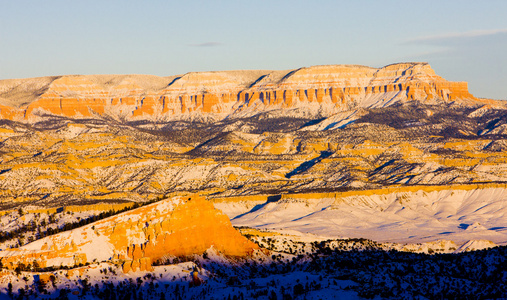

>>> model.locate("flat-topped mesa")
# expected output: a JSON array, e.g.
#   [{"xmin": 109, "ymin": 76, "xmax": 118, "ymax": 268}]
[
  {"xmin": 235, "ymin": 63, "xmax": 477, "ymax": 115},
  {"xmin": 155, "ymin": 71, "xmax": 259, "ymax": 118},
  {"xmin": 0, "ymin": 63, "xmax": 485, "ymax": 123}
]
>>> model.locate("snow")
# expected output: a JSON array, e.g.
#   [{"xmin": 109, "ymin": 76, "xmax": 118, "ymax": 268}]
[
  {"xmin": 457, "ymin": 239, "xmax": 498, "ymax": 252},
  {"xmin": 56, "ymin": 124, "xmax": 89, "ymax": 139},
  {"xmin": 224, "ymin": 187, "xmax": 507, "ymax": 246},
  {"xmin": 1, "ymin": 239, "xmax": 504, "ymax": 299},
  {"xmin": 0, "ymin": 209, "xmax": 111, "ymax": 250},
  {"xmin": 0, "ymin": 258, "xmax": 366, "ymax": 300},
  {"xmin": 299, "ymin": 109, "xmax": 366, "ymax": 131},
  {"xmin": 0, "ymin": 191, "xmax": 505, "ymax": 299},
  {"xmin": 358, "ymin": 91, "xmax": 403, "ymax": 108}
]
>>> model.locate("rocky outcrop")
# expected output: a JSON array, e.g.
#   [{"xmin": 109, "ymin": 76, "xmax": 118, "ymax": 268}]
[
  {"xmin": 0, "ymin": 63, "xmax": 494, "ymax": 123},
  {"xmin": 0, "ymin": 195, "xmax": 258, "ymax": 272}
]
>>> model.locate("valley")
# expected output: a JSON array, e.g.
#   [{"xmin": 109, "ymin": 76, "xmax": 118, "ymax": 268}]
[{"xmin": 0, "ymin": 63, "xmax": 506, "ymax": 298}]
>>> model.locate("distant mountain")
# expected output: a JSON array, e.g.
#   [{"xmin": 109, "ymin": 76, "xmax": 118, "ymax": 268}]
[{"xmin": 0, "ymin": 63, "xmax": 502, "ymax": 124}]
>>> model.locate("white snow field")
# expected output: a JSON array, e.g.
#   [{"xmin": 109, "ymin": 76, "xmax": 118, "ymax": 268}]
[{"xmin": 218, "ymin": 186, "xmax": 507, "ymax": 246}]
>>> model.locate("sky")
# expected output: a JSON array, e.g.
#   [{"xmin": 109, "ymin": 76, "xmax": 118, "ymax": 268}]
[{"xmin": 1, "ymin": 0, "xmax": 506, "ymax": 99}]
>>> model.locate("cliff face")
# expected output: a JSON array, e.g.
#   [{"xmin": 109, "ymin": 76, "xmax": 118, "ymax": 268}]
[
  {"xmin": 1, "ymin": 63, "xmax": 507, "ymax": 280},
  {"xmin": 0, "ymin": 63, "xmax": 487, "ymax": 123},
  {"xmin": 0, "ymin": 195, "xmax": 258, "ymax": 272}
]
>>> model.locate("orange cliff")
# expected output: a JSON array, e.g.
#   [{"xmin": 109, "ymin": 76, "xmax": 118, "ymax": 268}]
[
  {"xmin": 0, "ymin": 63, "xmax": 495, "ymax": 123},
  {"xmin": 0, "ymin": 195, "xmax": 259, "ymax": 273}
]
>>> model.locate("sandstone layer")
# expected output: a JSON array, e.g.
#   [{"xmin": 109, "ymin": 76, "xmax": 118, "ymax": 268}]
[
  {"xmin": 0, "ymin": 195, "xmax": 258, "ymax": 272},
  {"xmin": 0, "ymin": 63, "xmax": 496, "ymax": 123}
]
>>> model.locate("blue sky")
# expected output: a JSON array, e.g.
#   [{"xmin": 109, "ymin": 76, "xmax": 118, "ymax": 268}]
[{"xmin": 1, "ymin": 0, "xmax": 506, "ymax": 99}]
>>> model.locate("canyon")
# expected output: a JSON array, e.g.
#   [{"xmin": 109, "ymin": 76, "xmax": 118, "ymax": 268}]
[{"xmin": 0, "ymin": 62, "xmax": 506, "ymax": 298}]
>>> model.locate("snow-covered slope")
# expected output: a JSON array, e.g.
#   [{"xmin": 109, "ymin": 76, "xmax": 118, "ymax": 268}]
[{"xmin": 224, "ymin": 186, "xmax": 507, "ymax": 245}]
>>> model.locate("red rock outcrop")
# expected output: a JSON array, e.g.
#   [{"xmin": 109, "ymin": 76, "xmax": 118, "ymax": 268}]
[
  {"xmin": 0, "ymin": 195, "xmax": 258, "ymax": 272},
  {"xmin": 0, "ymin": 63, "xmax": 494, "ymax": 123}
]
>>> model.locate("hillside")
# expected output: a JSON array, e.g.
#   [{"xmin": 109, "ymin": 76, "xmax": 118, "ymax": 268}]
[
  {"xmin": 0, "ymin": 195, "xmax": 258, "ymax": 271},
  {"xmin": 0, "ymin": 63, "xmax": 506, "ymax": 298}
]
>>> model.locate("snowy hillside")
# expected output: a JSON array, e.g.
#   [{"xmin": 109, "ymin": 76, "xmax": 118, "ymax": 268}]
[{"xmin": 226, "ymin": 186, "xmax": 507, "ymax": 245}]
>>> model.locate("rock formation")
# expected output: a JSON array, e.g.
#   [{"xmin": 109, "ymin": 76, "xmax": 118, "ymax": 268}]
[
  {"xmin": 0, "ymin": 63, "xmax": 496, "ymax": 123},
  {"xmin": 0, "ymin": 195, "xmax": 258, "ymax": 272}
]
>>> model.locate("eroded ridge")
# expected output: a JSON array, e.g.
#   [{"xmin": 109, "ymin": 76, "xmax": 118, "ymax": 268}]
[
  {"xmin": 0, "ymin": 195, "xmax": 258, "ymax": 273},
  {"xmin": 0, "ymin": 63, "xmax": 493, "ymax": 123}
]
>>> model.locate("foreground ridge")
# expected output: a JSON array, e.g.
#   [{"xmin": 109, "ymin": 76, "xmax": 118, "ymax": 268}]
[{"xmin": 0, "ymin": 195, "xmax": 258, "ymax": 272}]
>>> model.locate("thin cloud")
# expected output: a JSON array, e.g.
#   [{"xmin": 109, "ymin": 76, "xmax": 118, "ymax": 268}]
[
  {"xmin": 406, "ymin": 28, "xmax": 507, "ymax": 44},
  {"xmin": 401, "ymin": 48, "xmax": 451, "ymax": 60},
  {"xmin": 188, "ymin": 42, "xmax": 222, "ymax": 47}
]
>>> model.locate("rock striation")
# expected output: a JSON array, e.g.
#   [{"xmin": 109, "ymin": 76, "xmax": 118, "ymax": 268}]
[
  {"xmin": 0, "ymin": 63, "xmax": 494, "ymax": 123},
  {"xmin": 0, "ymin": 195, "xmax": 258, "ymax": 272}
]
